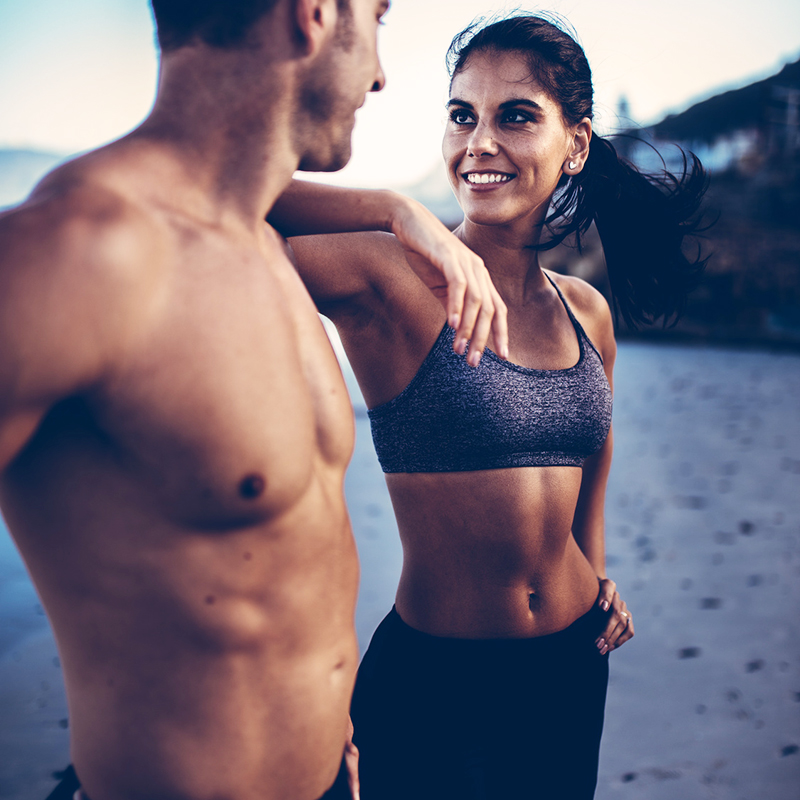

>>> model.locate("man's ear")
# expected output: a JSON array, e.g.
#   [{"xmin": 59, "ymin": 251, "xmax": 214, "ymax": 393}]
[{"xmin": 293, "ymin": 0, "xmax": 338, "ymax": 55}]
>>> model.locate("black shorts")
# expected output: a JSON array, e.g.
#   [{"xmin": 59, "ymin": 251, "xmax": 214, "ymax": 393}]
[
  {"xmin": 331, "ymin": 605, "xmax": 610, "ymax": 800},
  {"xmin": 51, "ymin": 759, "xmax": 350, "ymax": 800}
]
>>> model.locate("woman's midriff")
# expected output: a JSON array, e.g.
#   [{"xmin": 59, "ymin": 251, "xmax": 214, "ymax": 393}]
[{"xmin": 386, "ymin": 466, "xmax": 601, "ymax": 639}]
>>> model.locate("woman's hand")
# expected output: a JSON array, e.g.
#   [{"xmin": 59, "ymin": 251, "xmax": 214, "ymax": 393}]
[
  {"xmin": 390, "ymin": 196, "xmax": 508, "ymax": 367},
  {"xmin": 595, "ymin": 578, "xmax": 634, "ymax": 654},
  {"xmin": 271, "ymin": 181, "xmax": 507, "ymax": 365}
]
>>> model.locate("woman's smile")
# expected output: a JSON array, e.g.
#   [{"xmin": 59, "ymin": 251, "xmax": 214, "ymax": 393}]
[{"xmin": 463, "ymin": 170, "xmax": 516, "ymax": 188}]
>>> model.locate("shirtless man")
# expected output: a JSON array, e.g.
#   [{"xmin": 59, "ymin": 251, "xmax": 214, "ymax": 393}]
[{"xmin": 0, "ymin": 2, "xmax": 505, "ymax": 799}]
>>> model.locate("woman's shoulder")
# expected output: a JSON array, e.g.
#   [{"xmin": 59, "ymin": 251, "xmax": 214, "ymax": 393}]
[
  {"xmin": 544, "ymin": 270, "xmax": 616, "ymax": 363},
  {"xmin": 544, "ymin": 270, "xmax": 607, "ymax": 317}
]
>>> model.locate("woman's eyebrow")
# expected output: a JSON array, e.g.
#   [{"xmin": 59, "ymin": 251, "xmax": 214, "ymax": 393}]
[
  {"xmin": 499, "ymin": 98, "xmax": 543, "ymax": 112},
  {"xmin": 446, "ymin": 98, "xmax": 544, "ymax": 111}
]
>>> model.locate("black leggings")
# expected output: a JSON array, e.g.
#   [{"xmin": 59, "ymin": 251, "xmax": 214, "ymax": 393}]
[{"xmin": 337, "ymin": 605, "xmax": 609, "ymax": 800}]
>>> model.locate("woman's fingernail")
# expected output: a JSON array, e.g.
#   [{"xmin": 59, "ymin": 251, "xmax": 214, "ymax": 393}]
[
  {"xmin": 601, "ymin": 644, "xmax": 609, "ymax": 655},
  {"xmin": 450, "ymin": 314, "xmax": 460, "ymax": 329},
  {"xmin": 601, "ymin": 600, "xmax": 610, "ymax": 611},
  {"xmin": 455, "ymin": 338, "xmax": 467, "ymax": 355},
  {"xmin": 596, "ymin": 638, "xmax": 605, "ymax": 650},
  {"xmin": 469, "ymin": 351, "xmax": 482, "ymax": 367}
]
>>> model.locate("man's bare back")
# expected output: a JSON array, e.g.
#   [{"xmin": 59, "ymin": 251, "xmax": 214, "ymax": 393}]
[{"xmin": 0, "ymin": 2, "xmax": 386, "ymax": 798}]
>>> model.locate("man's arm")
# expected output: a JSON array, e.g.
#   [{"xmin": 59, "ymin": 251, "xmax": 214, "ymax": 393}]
[
  {"xmin": 271, "ymin": 181, "xmax": 508, "ymax": 365},
  {"xmin": 0, "ymin": 193, "xmax": 154, "ymax": 471}
]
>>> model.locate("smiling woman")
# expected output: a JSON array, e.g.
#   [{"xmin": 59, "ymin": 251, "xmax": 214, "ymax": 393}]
[{"xmin": 270, "ymin": 11, "xmax": 709, "ymax": 800}]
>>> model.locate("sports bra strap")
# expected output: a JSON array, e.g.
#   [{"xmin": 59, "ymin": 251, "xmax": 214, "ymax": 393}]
[{"xmin": 543, "ymin": 272, "xmax": 604, "ymax": 367}]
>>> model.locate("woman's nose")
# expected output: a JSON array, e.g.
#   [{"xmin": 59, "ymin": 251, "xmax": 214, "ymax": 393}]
[{"xmin": 467, "ymin": 122, "xmax": 498, "ymax": 157}]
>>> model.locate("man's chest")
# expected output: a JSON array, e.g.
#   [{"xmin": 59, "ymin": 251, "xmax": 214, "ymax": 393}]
[{"xmin": 89, "ymin": 247, "xmax": 354, "ymax": 526}]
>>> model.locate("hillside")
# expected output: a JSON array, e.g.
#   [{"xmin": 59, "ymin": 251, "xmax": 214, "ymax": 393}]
[{"xmin": 0, "ymin": 149, "xmax": 65, "ymax": 209}]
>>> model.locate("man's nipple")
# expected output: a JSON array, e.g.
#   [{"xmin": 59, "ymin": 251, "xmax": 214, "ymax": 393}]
[{"xmin": 239, "ymin": 473, "xmax": 266, "ymax": 500}]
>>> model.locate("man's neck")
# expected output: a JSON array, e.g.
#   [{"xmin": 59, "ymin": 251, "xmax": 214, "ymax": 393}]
[{"xmin": 131, "ymin": 46, "xmax": 301, "ymax": 230}]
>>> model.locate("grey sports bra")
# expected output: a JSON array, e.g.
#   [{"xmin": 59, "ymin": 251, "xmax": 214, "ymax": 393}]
[{"xmin": 367, "ymin": 274, "xmax": 612, "ymax": 473}]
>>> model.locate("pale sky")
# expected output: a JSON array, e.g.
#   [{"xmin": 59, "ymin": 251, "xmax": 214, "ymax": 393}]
[{"xmin": 1, "ymin": 0, "xmax": 799, "ymax": 188}]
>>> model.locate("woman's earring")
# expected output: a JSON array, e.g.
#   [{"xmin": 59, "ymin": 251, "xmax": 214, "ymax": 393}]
[{"xmin": 568, "ymin": 161, "xmax": 577, "ymax": 170}]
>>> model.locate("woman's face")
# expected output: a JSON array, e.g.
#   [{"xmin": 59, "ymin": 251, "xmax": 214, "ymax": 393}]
[{"xmin": 443, "ymin": 49, "xmax": 582, "ymax": 230}]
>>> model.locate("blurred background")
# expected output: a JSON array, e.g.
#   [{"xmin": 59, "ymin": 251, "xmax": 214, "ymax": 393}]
[
  {"xmin": 2, "ymin": 0, "xmax": 799, "ymax": 344},
  {"xmin": 0, "ymin": 1, "xmax": 798, "ymax": 799}
]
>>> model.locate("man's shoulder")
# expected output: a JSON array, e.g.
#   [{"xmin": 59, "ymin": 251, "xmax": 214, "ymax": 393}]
[
  {"xmin": 1, "ymin": 161, "xmax": 166, "ymax": 289},
  {"xmin": 0, "ymin": 161, "xmax": 172, "ymax": 372}
]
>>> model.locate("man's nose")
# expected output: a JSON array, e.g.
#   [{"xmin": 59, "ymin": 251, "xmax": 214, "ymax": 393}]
[{"xmin": 370, "ymin": 61, "xmax": 386, "ymax": 93}]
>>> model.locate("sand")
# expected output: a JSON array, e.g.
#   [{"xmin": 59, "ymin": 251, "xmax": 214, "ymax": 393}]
[{"xmin": 1, "ymin": 340, "xmax": 798, "ymax": 800}]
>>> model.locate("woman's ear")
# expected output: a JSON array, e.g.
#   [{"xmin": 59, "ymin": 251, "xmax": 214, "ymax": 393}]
[{"xmin": 564, "ymin": 117, "xmax": 593, "ymax": 175}]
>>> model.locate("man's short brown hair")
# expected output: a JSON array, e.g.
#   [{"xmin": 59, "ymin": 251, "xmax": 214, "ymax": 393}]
[{"xmin": 151, "ymin": 0, "xmax": 350, "ymax": 52}]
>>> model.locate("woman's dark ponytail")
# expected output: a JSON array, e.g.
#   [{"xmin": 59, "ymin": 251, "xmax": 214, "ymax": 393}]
[
  {"xmin": 448, "ymin": 14, "xmax": 710, "ymax": 329},
  {"xmin": 545, "ymin": 135, "xmax": 709, "ymax": 329}
]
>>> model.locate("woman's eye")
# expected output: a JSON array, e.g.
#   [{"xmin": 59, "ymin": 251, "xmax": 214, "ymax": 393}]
[
  {"xmin": 503, "ymin": 110, "xmax": 531, "ymax": 124},
  {"xmin": 449, "ymin": 110, "xmax": 473, "ymax": 125}
]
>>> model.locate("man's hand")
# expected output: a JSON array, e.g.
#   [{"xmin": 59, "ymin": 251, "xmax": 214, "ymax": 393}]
[
  {"xmin": 389, "ymin": 197, "xmax": 508, "ymax": 367},
  {"xmin": 344, "ymin": 716, "xmax": 360, "ymax": 800}
]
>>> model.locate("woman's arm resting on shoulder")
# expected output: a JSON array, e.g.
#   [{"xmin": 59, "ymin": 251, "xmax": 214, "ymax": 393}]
[
  {"xmin": 271, "ymin": 180, "xmax": 508, "ymax": 364},
  {"xmin": 269, "ymin": 179, "xmax": 399, "ymax": 237}
]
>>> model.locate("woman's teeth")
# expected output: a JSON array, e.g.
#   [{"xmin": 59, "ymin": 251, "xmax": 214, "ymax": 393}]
[{"xmin": 466, "ymin": 173, "xmax": 511, "ymax": 185}]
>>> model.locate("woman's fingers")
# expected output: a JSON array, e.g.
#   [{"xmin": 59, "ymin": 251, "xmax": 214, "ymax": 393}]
[
  {"xmin": 459, "ymin": 266, "xmax": 498, "ymax": 366},
  {"xmin": 596, "ymin": 578, "xmax": 617, "ymax": 612},
  {"xmin": 391, "ymin": 198, "xmax": 508, "ymax": 364},
  {"xmin": 595, "ymin": 580, "xmax": 634, "ymax": 654},
  {"xmin": 609, "ymin": 614, "xmax": 634, "ymax": 651},
  {"xmin": 596, "ymin": 603, "xmax": 634, "ymax": 654},
  {"xmin": 490, "ymin": 287, "xmax": 509, "ymax": 361},
  {"xmin": 443, "ymin": 264, "xmax": 467, "ymax": 332},
  {"xmin": 453, "ymin": 263, "xmax": 483, "ymax": 359}
]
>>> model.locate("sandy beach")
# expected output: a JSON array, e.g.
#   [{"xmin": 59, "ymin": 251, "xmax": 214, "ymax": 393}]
[{"xmin": 1, "ymin": 339, "xmax": 798, "ymax": 800}]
